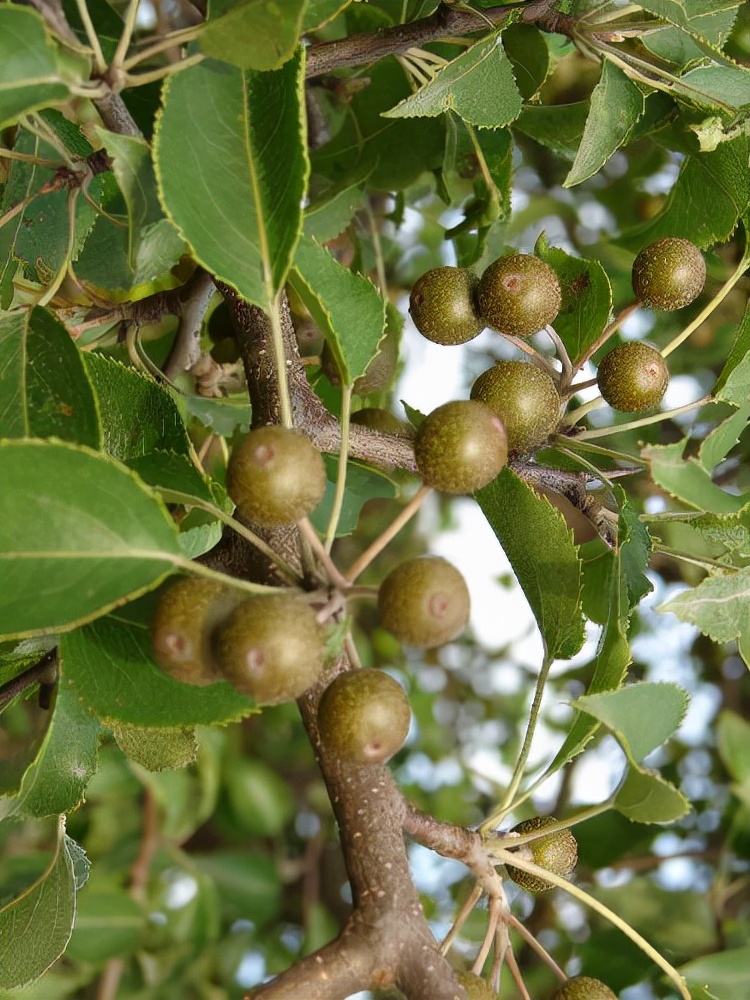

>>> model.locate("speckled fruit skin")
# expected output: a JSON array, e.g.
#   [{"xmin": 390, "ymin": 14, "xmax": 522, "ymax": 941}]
[
  {"xmin": 213, "ymin": 594, "xmax": 325, "ymax": 705},
  {"xmin": 632, "ymin": 237, "xmax": 706, "ymax": 311},
  {"xmin": 378, "ymin": 556, "xmax": 470, "ymax": 648},
  {"xmin": 505, "ymin": 816, "xmax": 578, "ymax": 893},
  {"xmin": 414, "ymin": 399, "xmax": 508, "ymax": 495},
  {"xmin": 150, "ymin": 577, "xmax": 239, "ymax": 685},
  {"xmin": 317, "ymin": 669, "xmax": 411, "ymax": 765},
  {"xmin": 477, "ymin": 253, "xmax": 562, "ymax": 338},
  {"xmin": 456, "ymin": 971, "xmax": 499, "ymax": 999},
  {"xmin": 409, "ymin": 266, "xmax": 484, "ymax": 345},
  {"xmin": 552, "ymin": 976, "xmax": 618, "ymax": 1000},
  {"xmin": 470, "ymin": 360, "xmax": 561, "ymax": 455},
  {"xmin": 597, "ymin": 341, "xmax": 669, "ymax": 412},
  {"xmin": 226, "ymin": 425, "xmax": 326, "ymax": 527}
]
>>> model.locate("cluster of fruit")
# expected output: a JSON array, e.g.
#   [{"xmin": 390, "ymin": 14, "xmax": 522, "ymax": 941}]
[
  {"xmin": 459, "ymin": 972, "xmax": 617, "ymax": 999},
  {"xmin": 408, "ymin": 238, "xmax": 706, "ymax": 491}
]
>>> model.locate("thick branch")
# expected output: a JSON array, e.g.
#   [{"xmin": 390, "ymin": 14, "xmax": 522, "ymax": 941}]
[{"xmin": 305, "ymin": 1, "xmax": 566, "ymax": 79}]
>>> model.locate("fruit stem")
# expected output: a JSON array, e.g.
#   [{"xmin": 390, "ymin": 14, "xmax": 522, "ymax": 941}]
[
  {"xmin": 557, "ymin": 436, "xmax": 647, "ymax": 467},
  {"xmin": 485, "ymin": 803, "xmax": 611, "ymax": 848},
  {"xmin": 505, "ymin": 946, "xmax": 532, "ymax": 1000},
  {"xmin": 503, "ymin": 912, "xmax": 566, "ymax": 982},
  {"xmin": 575, "ymin": 300, "xmax": 640, "ymax": 370},
  {"xmin": 484, "ymin": 847, "xmax": 692, "ymax": 1000},
  {"xmin": 660, "ymin": 246, "xmax": 750, "ymax": 359},
  {"xmin": 439, "ymin": 882, "xmax": 484, "ymax": 956},
  {"xmin": 325, "ymin": 386, "xmax": 353, "ymax": 551},
  {"xmin": 344, "ymin": 483, "xmax": 431, "ymax": 584},
  {"xmin": 562, "ymin": 376, "xmax": 598, "ymax": 399},
  {"xmin": 544, "ymin": 324, "xmax": 573, "ymax": 389},
  {"xmin": 267, "ymin": 292, "xmax": 293, "ymax": 428},
  {"xmin": 480, "ymin": 651, "xmax": 554, "ymax": 831},
  {"xmin": 297, "ymin": 517, "xmax": 352, "ymax": 591},
  {"xmin": 561, "ymin": 395, "xmax": 605, "ymax": 427},
  {"xmin": 573, "ymin": 395, "xmax": 711, "ymax": 441},
  {"xmin": 653, "ymin": 543, "xmax": 734, "ymax": 573},
  {"xmin": 503, "ymin": 333, "xmax": 560, "ymax": 380}
]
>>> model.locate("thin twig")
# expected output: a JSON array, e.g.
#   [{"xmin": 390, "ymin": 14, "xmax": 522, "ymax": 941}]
[{"xmin": 344, "ymin": 484, "xmax": 431, "ymax": 583}]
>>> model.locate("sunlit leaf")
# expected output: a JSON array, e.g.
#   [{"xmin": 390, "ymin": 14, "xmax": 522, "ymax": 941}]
[{"xmin": 201, "ymin": 0, "xmax": 306, "ymax": 70}]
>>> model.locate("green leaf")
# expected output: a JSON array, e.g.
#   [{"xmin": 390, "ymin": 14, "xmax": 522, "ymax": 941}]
[
  {"xmin": 681, "ymin": 948, "xmax": 750, "ymax": 1000},
  {"xmin": 659, "ymin": 565, "xmax": 750, "ymax": 645},
  {"xmin": 698, "ymin": 402, "xmax": 750, "ymax": 471},
  {"xmin": 513, "ymin": 101, "xmax": 590, "ymax": 161},
  {"xmin": 111, "ymin": 723, "xmax": 198, "ymax": 770},
  {"xmin": 312, "ymin": 59, "xmax": 446, "ymax": 191},
  {"xmin": 565, "ymin": 62, "xmax": 644, "ymax": 187},
  {"xmin": 0, "ymin": 7, "xmax": 87, "ymax": 128},
  {"xmin": 289, "ymin": 236, "xmax": 386, "ymax": 383},
  {"xmin": 715, "ymin": 299, "xmax": 750, "ymax": 405},
  {"xmin": 642, "ymin": 439, "xmax": 747, "ymax": 513},
  {"xmin": 620, "ymin": 134, "xmax": 750, "ymax": 250},
  {"xmin": 303, "ymin": 181, "xmax": 366, "ymax": 242},
  {"xmin": 618, "ymin": 492, "xmax": 653, "ymax": 609},
  {"xmin": 83, "ymin": 354, "xmax": 190, "ymax": 460},
  {"xmin": 502, "ymin": 23, "xmax": 551, "ymax": 101},
  {"xmin": 126, "ymin": 451, "xmax": 215, "ymax": 505},
  {"xmin": 193, "ymin": 851, "xmax": 281, "ymax": 925},
  {"xmin": 680, "ymin": 64, "xmax": 750, "ymax": 111},
  {"xmin": 61, "ymin": 604, "xmax": 257, "ymax": 727},
  {"xmin": 0, "ymin": 686, "xmax": 100, "ymax": 821},
  {"xmin": 184, "ymin": 393, "xmax": 251, "ymax": 437},
  {"xmin": 154, "ymin": 50, "xmax": 308, "ymax": 308},
  {"xmin": 476, "ymin": 468, "xmax": 585, "ymax": 660},
  {"xmin": 636, "ymin": 1, "xmax": 741, "ymax": 46},
  {"xmin": 614, "ymin": 765, "xmax": 690, "ymax": 823},
  {"xmin": 66, "ymin": 889, "xmax": 144, "ymax": 963},
  {"xmin": 0, "ymin": 818, "xmax": 87, "ymax": 989},
  {"xmin": 574, "ymin": 682, "xmax": 688, "ymax": 763},
  {"xmin": 716, "ymin": 709, "xmax": 750, "ymax": 783},
  {"xmin": 687, "ymin": 505, "xmax": 750, "ymax": 555},
  {"xmin": 382, "ymin": 33, "xmax": 522, "ymax": 129},
  {"xmin": 0, "ymin": 307, "xmax": 100, "ymax": 446},
  {"xmin": 308, "ymin": 456, "xmax": 398, "ymax": 537},
  {"xmin": 534, "ymin": 234, "xmax": 613, "ymax": 364},
  {"xmin": 0, "ymin": 439, "xmax": 180, "ymax": 640},
  {"xmin": 201, "ymin": 0, "xmax": 306, "ymax": 71}
]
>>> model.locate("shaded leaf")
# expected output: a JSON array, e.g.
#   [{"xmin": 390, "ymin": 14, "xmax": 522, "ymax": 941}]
[
  {"xmin": 476, "ymin": 468, "xmax": 585, "ymax": 660},
  {"xmin": 66, "ymin": 889, "xmax": 145, "ymax": 963},
  {"xmin": 614, "ymin": 765, "xmax": 690, "ymax": 823},
  {"xmin": 382, "ymin": 33, "xmax": 522, "ymax": 129},
  {"xmin": 155, "ymin": 50, "xmax": 308, "ymax": 307},
  {"xmin": 0, "ymin": 307, "xmax": 100, "ymax": 446},
  {"xmin": 698, "ymin": 402, "xmax": 750, "ymax": 471},
  {"xmin": 202, "ymin": 0, "xmax": 306, "ymax": 71},
  {"xmin": 0, "ymin": 440, "xmax": 180, "ymax": 640},
  {"xmin": 715, "ymin": 299, "xmax": 750, "ymax": 405},
  {"xmin": 659, "ymin": 565, "xmax": 750, "ymax": 645},
  {"xmin": 308, "ymin": 456, "xmax": 398, "ymax": 538},
  {"xmin": 642, "ymin": 439, "xmax": 746, "ymax": 513},
  {"xmin": 681, "ymin": 948, "xmax": 750, "ymax": 1000},
  {"xmin": 111, "ymin": 723, "xmax": 198, "ymax": 770},
  {"xmin": 716, "ymin": 710, "xmax": 750, "ymax": 784},
  {"xmin": 0, "ymin": 818, "xmax": 88, "ymax": 989}
]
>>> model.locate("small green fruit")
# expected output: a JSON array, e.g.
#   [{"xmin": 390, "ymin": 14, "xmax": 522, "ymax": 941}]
[
  {"xmin": 470, "ymin": 360, "xmax": 561, "ymax": 454},
  {"xmin": 409, "ymin": 266, "xmax": 484, "ymax": 345},
  {"xmin": 632, "ymin": 237, "xmax": 705, "ymax": 311},
  {"xmin": 378, "ymin": 556, "xmax": 470, "ymax": 648},
  {"xmin": 456, "ymin": 971, "xmax": 499, "ymax": 999},
  {"xmin": 317, "ymin": 669, "xmax": 411, "ymax": 765},
  {"xmin": 227, "ymin": 425, "xmax": 327, "ymax": 527},
  {"xmin": 552, "ymin": 975, "xmax": 618, "ymax": 1000},
  {"xmin": 150, "ymin": 577, "xmax": 239, "ymax": 685},
  {"xmin": 477, "ymin": 253, "xmax": 562, "ymax": 338},
  {"xmin": 213, "ymin": 594, "xmax": 325, "ymax": 705},
  {"xmin": 596, "ymin": 341, "xmax": 669, "ymax": 412},
  {"xmin": 414, "ymin": 399, "xmax": 508, "ymax": 495},
  {"xmin": 505, "ymin": 816, "xmax": 578, "ymax": 893}
]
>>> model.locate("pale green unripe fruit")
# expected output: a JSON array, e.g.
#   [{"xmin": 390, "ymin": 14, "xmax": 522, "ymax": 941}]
[
  {"xmin": 505, "ymin": 816, "xmax": 578, "ymax": 893},
  {"xmin": 597, "ymin": 341, "xmax": 669, "ymax": 412},
  {"xmin": 378, "ymin": 556, "xmax": 470, "ymax": 648},
  {"xmin": 470, "ymin": 360, "xmax": 561, "ymax": 454},
  {"xmin": 477, "ymin": 253, "xmax": 561, "ymax": 338},
  {"xmin": 214, "ymin": 594, "xmax": 325, "ymax": 705},
  {"xmin": 631, "ymin": 237, "xmax": 705, "ymax": 311},
  {"xmin": 414, "ymin": 400, "xmax": 508, "ymax": 494},
  {"xmin": 227, "ymin": 425, "xmax": 326, "ymax": 527},
  {"xmin": 409, "ymin": 266, "xmax": 484, "ymax": 345},
  {"xmin": 552, "ymin": 975, "xmax": 618, "ymax": 999},
  {"xmin": 317, "ymin": 669, "xmax": 411, "ymax": 765},
  {"xmin": 150, "ymin": 577, "xmax": 240, "ymax": 685}
]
